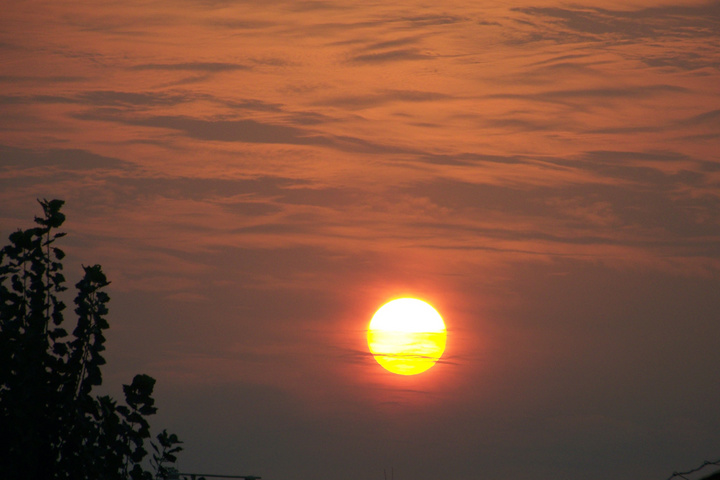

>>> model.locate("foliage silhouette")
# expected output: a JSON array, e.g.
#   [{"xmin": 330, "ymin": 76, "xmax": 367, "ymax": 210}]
[{"xmin": 0, "ymin": 199, "xmax": 182, "ymax": 480}]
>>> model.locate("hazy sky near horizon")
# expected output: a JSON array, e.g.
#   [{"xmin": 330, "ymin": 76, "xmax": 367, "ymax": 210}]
[{"xmin": 1, "ymin": 1, "xmax": 720, "ymax": 479}]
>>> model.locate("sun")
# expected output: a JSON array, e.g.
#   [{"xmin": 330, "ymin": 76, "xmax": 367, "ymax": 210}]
[{"xmin": 367, "ymin": 298, "xmax": 447, "ymax": 376}]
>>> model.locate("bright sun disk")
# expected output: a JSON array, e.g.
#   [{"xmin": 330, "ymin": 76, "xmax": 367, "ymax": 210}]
[{"xmin": 367, "ymin": 298, "xmax": 447, "ymax": 376}]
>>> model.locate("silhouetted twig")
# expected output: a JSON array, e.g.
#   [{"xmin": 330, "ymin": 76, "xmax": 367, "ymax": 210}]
[{"xmin": 667, "ymin": 459, "xmax": 720, "ymax": 480}]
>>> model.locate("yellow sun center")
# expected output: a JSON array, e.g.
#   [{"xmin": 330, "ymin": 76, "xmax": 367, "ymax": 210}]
[{"xmin": 367, "ymin": 298, "xmax": 447, "ymax": 376}]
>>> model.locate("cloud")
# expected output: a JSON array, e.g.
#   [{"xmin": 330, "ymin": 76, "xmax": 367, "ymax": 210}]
[
  {"xmin": 73, "ymin": 109, "xmax": 421, "ymax": 155},
  {"xmin": 590, "ymin": 108, "xmax": 720, "ymax": 135},
  {"xmin": 287, "ymin": 1, "xmax": 346, "ymax": 12},
  {"xmin": 639, "ymin": 52, "xmax": 719, "ymax": 71},
  {"xmin": 529, "ymin": 53, "xmax": 592, "ymax": 67},
  {"xmin": 0, "ymin": 91, "xmax": 194, "ymax": 107},
  {"xmin": 129, "ymin": 62, "xmax": 251, "ymax": 72},
  {"xmin": 487, "ymin": 84, "xmax": 689, "ymax": 105},
  {"xmin": 77, "ymin": 90, "xmax": 194, "ymax": 106},
  {"xmin": 108, "ymin": 175, "xmax": 306, "ymax": 203},
  {"xmin": 0, "ymin": 95, "xmax": 77, "ymax": 105},
  {"xmin": 678, "ymin": 109, "xmax": 720, "ymax": 128},
  {"xmin": 398, "ymin": 149, "xmax": 720, "ymax": 254},
  {"xmin": 74, "ymin": 111, "xmax": 324, "ymax": 145},
  {"xmin": 362, "ymin": 36, "xmax": 424, "ymax": 51},
  {"xmin": 420, "ymin": 153, "xmax": 532, "ymax": 166},
  {"xmin": 0, "ymin": 144, "xmax": 133, "ymax": 171},
  {"xmin": 316, "ymin": 89, "xmax": 453, "ymax": 109},
  {"xmin": 96, "ymin": 174, "xmax": 358, "ymax": 217},
  {"xmin": 208, "ymin": 19, "xmax": 277, "ymax": 30},
  {"xmin": 348, "ymin": 48, "xmax": 434, "ymax": 63},
  {"xmin": 398, "ymin": 14, "xmax": 465, "ymax": 27},
  {"xmin": 0, "ymin": 75, "xmax": 86, "ymax": 84},
  {"xmin": 515, "ymin": 3, "xmax": 720, "ymax": 41}
]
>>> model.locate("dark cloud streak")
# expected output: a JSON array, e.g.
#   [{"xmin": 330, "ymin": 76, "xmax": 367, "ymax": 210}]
[
  {"xmin": 349, "ymin": 48, "xmax": 434, "ymax": 63},
  {"xmin": 129, "ymin": 62, "xmax": 251, "ymax": 72},
  {"xmin": 0, "ymin": 144, "xmax": 133, "ymax": 171}
]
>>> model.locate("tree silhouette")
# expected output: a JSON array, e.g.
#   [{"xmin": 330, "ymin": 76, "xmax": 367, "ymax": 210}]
[{"xmin": 0, "ymin": 199, "xmax": 182, "ymax": 480}]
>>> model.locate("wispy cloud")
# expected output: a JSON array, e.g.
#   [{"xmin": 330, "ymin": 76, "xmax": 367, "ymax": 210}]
[
  {"xmin": 129, "ymin": 62, "xmax": 251, "ymax": 72},
  {"xmin": 0, "ymin": 91, "xmax": 194, "ymax": 107},
  {"xmin": 487, "ymin": 84, "xmax": 689, "ymax": 104},
  {"xmin": 515, "ymin": 3, "xmax": 720, "ymax": 41},
  {"xmin": 316, "ymin": 89, "xmax": 452, "ymax": 109},
  {"xmin": 0, "ymin": 144, "xmax": 133, "ymax": 171},
  {"xmin": 348, "ymin": 48, "xmax": 434, "ymax": 63},
  {"xmin": 0, "ymin": 75, "xmax": 86, "ymax": 84}
]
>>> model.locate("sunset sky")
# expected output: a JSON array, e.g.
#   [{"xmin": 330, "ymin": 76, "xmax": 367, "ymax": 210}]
[{"xmin": 1, "ymin": 1, "xmax": 719, "ymax": 479}]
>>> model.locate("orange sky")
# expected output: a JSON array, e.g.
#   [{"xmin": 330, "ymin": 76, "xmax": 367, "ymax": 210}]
[{"xmin": 1, "ymin": 1, "xmax": 720, "ymax": 479}]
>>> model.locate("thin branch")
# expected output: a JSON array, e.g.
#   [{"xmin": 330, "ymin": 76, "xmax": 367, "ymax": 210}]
[{"xmin": 667, "ymin": 459, "xmax": 720, "ymax": 480}]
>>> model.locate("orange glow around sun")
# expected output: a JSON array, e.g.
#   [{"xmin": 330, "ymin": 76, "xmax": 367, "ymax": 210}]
[{"xmin": 367, "ymin": 298, "xmax": 447, "ymax": 376}]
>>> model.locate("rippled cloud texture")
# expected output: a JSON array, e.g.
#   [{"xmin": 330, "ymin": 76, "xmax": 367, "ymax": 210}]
[{"xmin": 1, "ymin": 1, "xmax": 719, "ymax": 479}]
